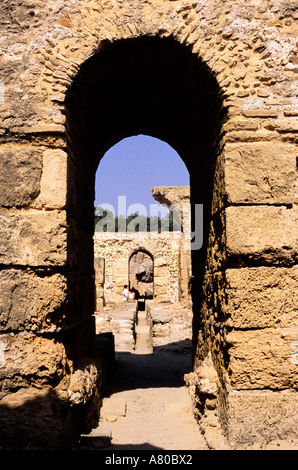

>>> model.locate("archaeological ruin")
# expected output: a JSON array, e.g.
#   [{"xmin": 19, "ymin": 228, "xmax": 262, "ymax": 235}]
[
  {"xmin": 0, "ymin": 0, "xmax": 297, "ymax": 450},
  {"xmin": 94, "ymin": 185, "xmax": 192, "ymax": 308}
]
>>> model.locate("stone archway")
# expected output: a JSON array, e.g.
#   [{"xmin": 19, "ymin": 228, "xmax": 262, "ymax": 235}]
[
  {"xmin": 64, "ymin": 34, "xmax": 226, "ymax": 443},
  {"xmin": 1, "ymin": 1, "xmax": 297, "ymax": 450},
  {"xmin": 65, "ymin": 36, "xmax": 226, "ymax": 368},
  {"xmin": 64, "ymin": 35, "xmax": 226, "ymax": 323},
  {"xmin": 129, "ymin": 249, "xmax": 154, "ymax": 299},
  {"xmin": 63, "ymin": 34, "xmax": 228, "ymax": 443}
]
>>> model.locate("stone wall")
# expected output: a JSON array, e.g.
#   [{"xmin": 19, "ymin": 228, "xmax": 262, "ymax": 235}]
[
  {"xmin": 151, "ymin": 186, "xmax": 192, "ymax": 306},
  {"xmin": 0, "ymin": 0, "xmax": 297, "ymax": 449},
  {"xmin": 94, "ymin": 231, "xmax": 182, "ymax": 306}
]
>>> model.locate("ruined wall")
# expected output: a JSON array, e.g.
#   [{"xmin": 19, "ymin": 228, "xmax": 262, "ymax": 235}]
[
  {"xmin": 151, "ymin": 185, "xmax": 192, "ymax": 306},
  {"xmin": 94, "ymin": 256, "xmax": 105, "ymax": 312},
  {"xmin": 0, "ymin": 0, "xmax": 297, "ymax": 449},
  {"xmin": 94, "ymin": 231, "xmax": 181, "ymax": 305},
  {"xmin": 94, "ymin": 185, "xmax": 192, "ymax": 309}
]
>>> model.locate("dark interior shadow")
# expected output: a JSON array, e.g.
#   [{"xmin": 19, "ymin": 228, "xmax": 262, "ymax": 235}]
[
  {"xmin": 99, "ymin": 338, "xmax": 192, "ymax": 397},
  {"xmin": 0, "ymin": 387, "xmax": 74, "ymax": 450}
]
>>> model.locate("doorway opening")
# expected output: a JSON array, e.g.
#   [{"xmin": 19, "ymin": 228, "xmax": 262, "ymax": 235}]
[
  {"xmin": 65, "ymin": 35, "xmax": 226, "ymax": 446},
  {"xmin": 93, "ymin": 134, "xmax": 190, "ymax": 308},
  {"xmin": 129, "ymin": 250, "xmax": 154, "ymax": 300}
]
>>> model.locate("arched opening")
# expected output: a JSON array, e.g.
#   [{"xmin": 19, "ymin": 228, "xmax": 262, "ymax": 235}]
[
  {"xmin": 129, "ymin": 249, "xmax": 154, "ymax": 300},
  {"xmin": 94, "ymin": 134, "xmax": 190, "ymax": 227},
  {"xmin": 65, "ymin": 35, "xmax": 225, "ymax": 310},
  {"xmin": 93, "ymin": 134, "xmax": 190, "ymax": 308},
  {"xmin": 65, "ymin": 35, "xmax": 226, "ymax": 441}
]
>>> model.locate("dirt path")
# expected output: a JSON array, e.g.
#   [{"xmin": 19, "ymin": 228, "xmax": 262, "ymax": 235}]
[{"xmin": 95, "ymin": 309, "xmax": 208, "ymax": 450}]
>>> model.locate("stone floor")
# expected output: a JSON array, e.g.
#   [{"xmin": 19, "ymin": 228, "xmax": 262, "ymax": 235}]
[
  {"xmin": 84, "ymin": 303, "xmax": 209, "ymax": 450},
  {"xmin": 83, "ymin": 302, "xmax": 298, "ymax": 451}
]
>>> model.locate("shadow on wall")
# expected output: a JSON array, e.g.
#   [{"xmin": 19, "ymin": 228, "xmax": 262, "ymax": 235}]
[
  {"xmin": 0, "ymin": 354, "xmax": 103, "ymax": 450},
  {"xmin": 0, "ymin": 382, "xmax": 104, "ymax": 450},
  {"xmin": 0, "ymin": 387, "xmax": 73, "ymax": 450}
]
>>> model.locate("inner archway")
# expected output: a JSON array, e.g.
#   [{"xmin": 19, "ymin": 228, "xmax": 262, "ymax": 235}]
[
  {"xmin": 95, "ymin": 134, "xmax": 190, "ymax": 222},
  {"xmin": 129, "ymin": 250, "xmax": 154, "ymax": 299},
  {"xmin": 94, "ymin": 134, "xmax": 190, "ymax": 307}
]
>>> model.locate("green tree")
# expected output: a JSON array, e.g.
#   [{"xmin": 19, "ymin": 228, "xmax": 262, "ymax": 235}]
[
  {"xmin": 126, "ymin": 213, "xmax": 147, "ymax": 232},
  {"xmin": 94, "ymin": 206, "xmax": 115, "ymax": 232},
  {"xmin": 94, "ymin": 207, "xmax": 181, "ymax": 232}
]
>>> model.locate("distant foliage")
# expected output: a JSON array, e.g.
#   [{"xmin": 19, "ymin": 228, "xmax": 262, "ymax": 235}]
[{"xmin": 94, "ymin": 206, "xmax": 180, "ymax": 232}]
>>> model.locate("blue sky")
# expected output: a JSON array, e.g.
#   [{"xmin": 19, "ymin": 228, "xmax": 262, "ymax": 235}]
[{"xmin": 95, "ymin": 135, "xmax": 189, "ymax": 217}]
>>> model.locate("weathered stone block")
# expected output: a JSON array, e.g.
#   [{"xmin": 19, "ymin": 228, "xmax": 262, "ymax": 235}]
[
  {"xmin": 154, "ymin": 294, "xmax": 170, "ymax": 303},
  {"xmin": 0, "ymin": 334, "xmax": 69, "ymax": 397},
  {"xmin": 154, "ymin": 276, "xmax": 168, "ymax": 288},
  {"xmin": 241, "ymin": 109, "xmax": 279, "ymax": 118},
  {"xmin": 0, "ymin": 210, "xmax": 67, "ymax": 266},
  {"xmin": 226, "ymin": 390, "xmax": 298, "ymax": 447},
  {"xmin": 225, "ymin": 206, "xmax": 297, "ymax": 263},
  {"xmin": 225, "ymin": 267, "xmax": 298, "ymax": 329},
  {"xmin": 225, "ymin": 142, "xmax": 296, "ymax": 204},
  {"xmin": 154, "ymin": 279, "xmax": 168, "ymax": 298},
  {"xmin": 0, "ymin": 269, "xmax": 67, "ymax": 332},
  {"xmin": 115, "ymin": 279, "xmax": 129, "ymax": 291},
  {"xmin": 0, "ymin": 387, "xmax": 72, "ymax": 450},
  {"xmin": 0, "ymin": 146, "xmax": 42, "ymax": 206},
  {"xmin": 0, "ymin": 386, "xmax": 71, "ymax": 450},
  {"xmin": 226, "ymin": 327, "xmax": 298, "ymax": 389},
  {"xmin": 96, "ymin": 298, "xmax": 104, "ymax": 312},
  {"xmin": 94, "ymin": 257, "xmax": 105, "ymax": 284},
  {"xmin": 154, "ymin": 257, "xmax": 168, "ymax": 268},
  {"xmin": 267, "ymin": 119, "xmax": 298, "ymax": 133},
  {"xmin": 154, "ymin": 267, "xmax": 168, "ymax": 277},
  {"xmin": 33, "ymin": 149, "xmax": 67, "ymax": 209},
  {"xmin": 96, "ymin": 285, "xmax": 104, "ymax": 298},
  {"xmin": 115, "ymin": 260, "xmax": 128, "ymax": 276}
]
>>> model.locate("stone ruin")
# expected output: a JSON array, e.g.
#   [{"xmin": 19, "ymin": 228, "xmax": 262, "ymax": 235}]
[
  {"xmin": 0, "ymin": 0, "xmax": 297, "ymax": 450},
  {"xmin": 94, "ymin": 185, "xmax": 192, "ymax": 308}
]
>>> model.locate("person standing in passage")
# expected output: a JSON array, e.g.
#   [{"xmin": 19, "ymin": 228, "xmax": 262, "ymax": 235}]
[
  {"xmin": 129, "ymin": 288, "xmax": 136, "ymax": 301},
  {"xmin": 123, "ymin": 285, "xmax": 129, "ymax": 302}
]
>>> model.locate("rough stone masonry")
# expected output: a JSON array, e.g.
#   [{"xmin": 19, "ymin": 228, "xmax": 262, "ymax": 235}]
[{"xmin": 0, "ymin": 0, "xmax": 297, "ymax": 449}]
